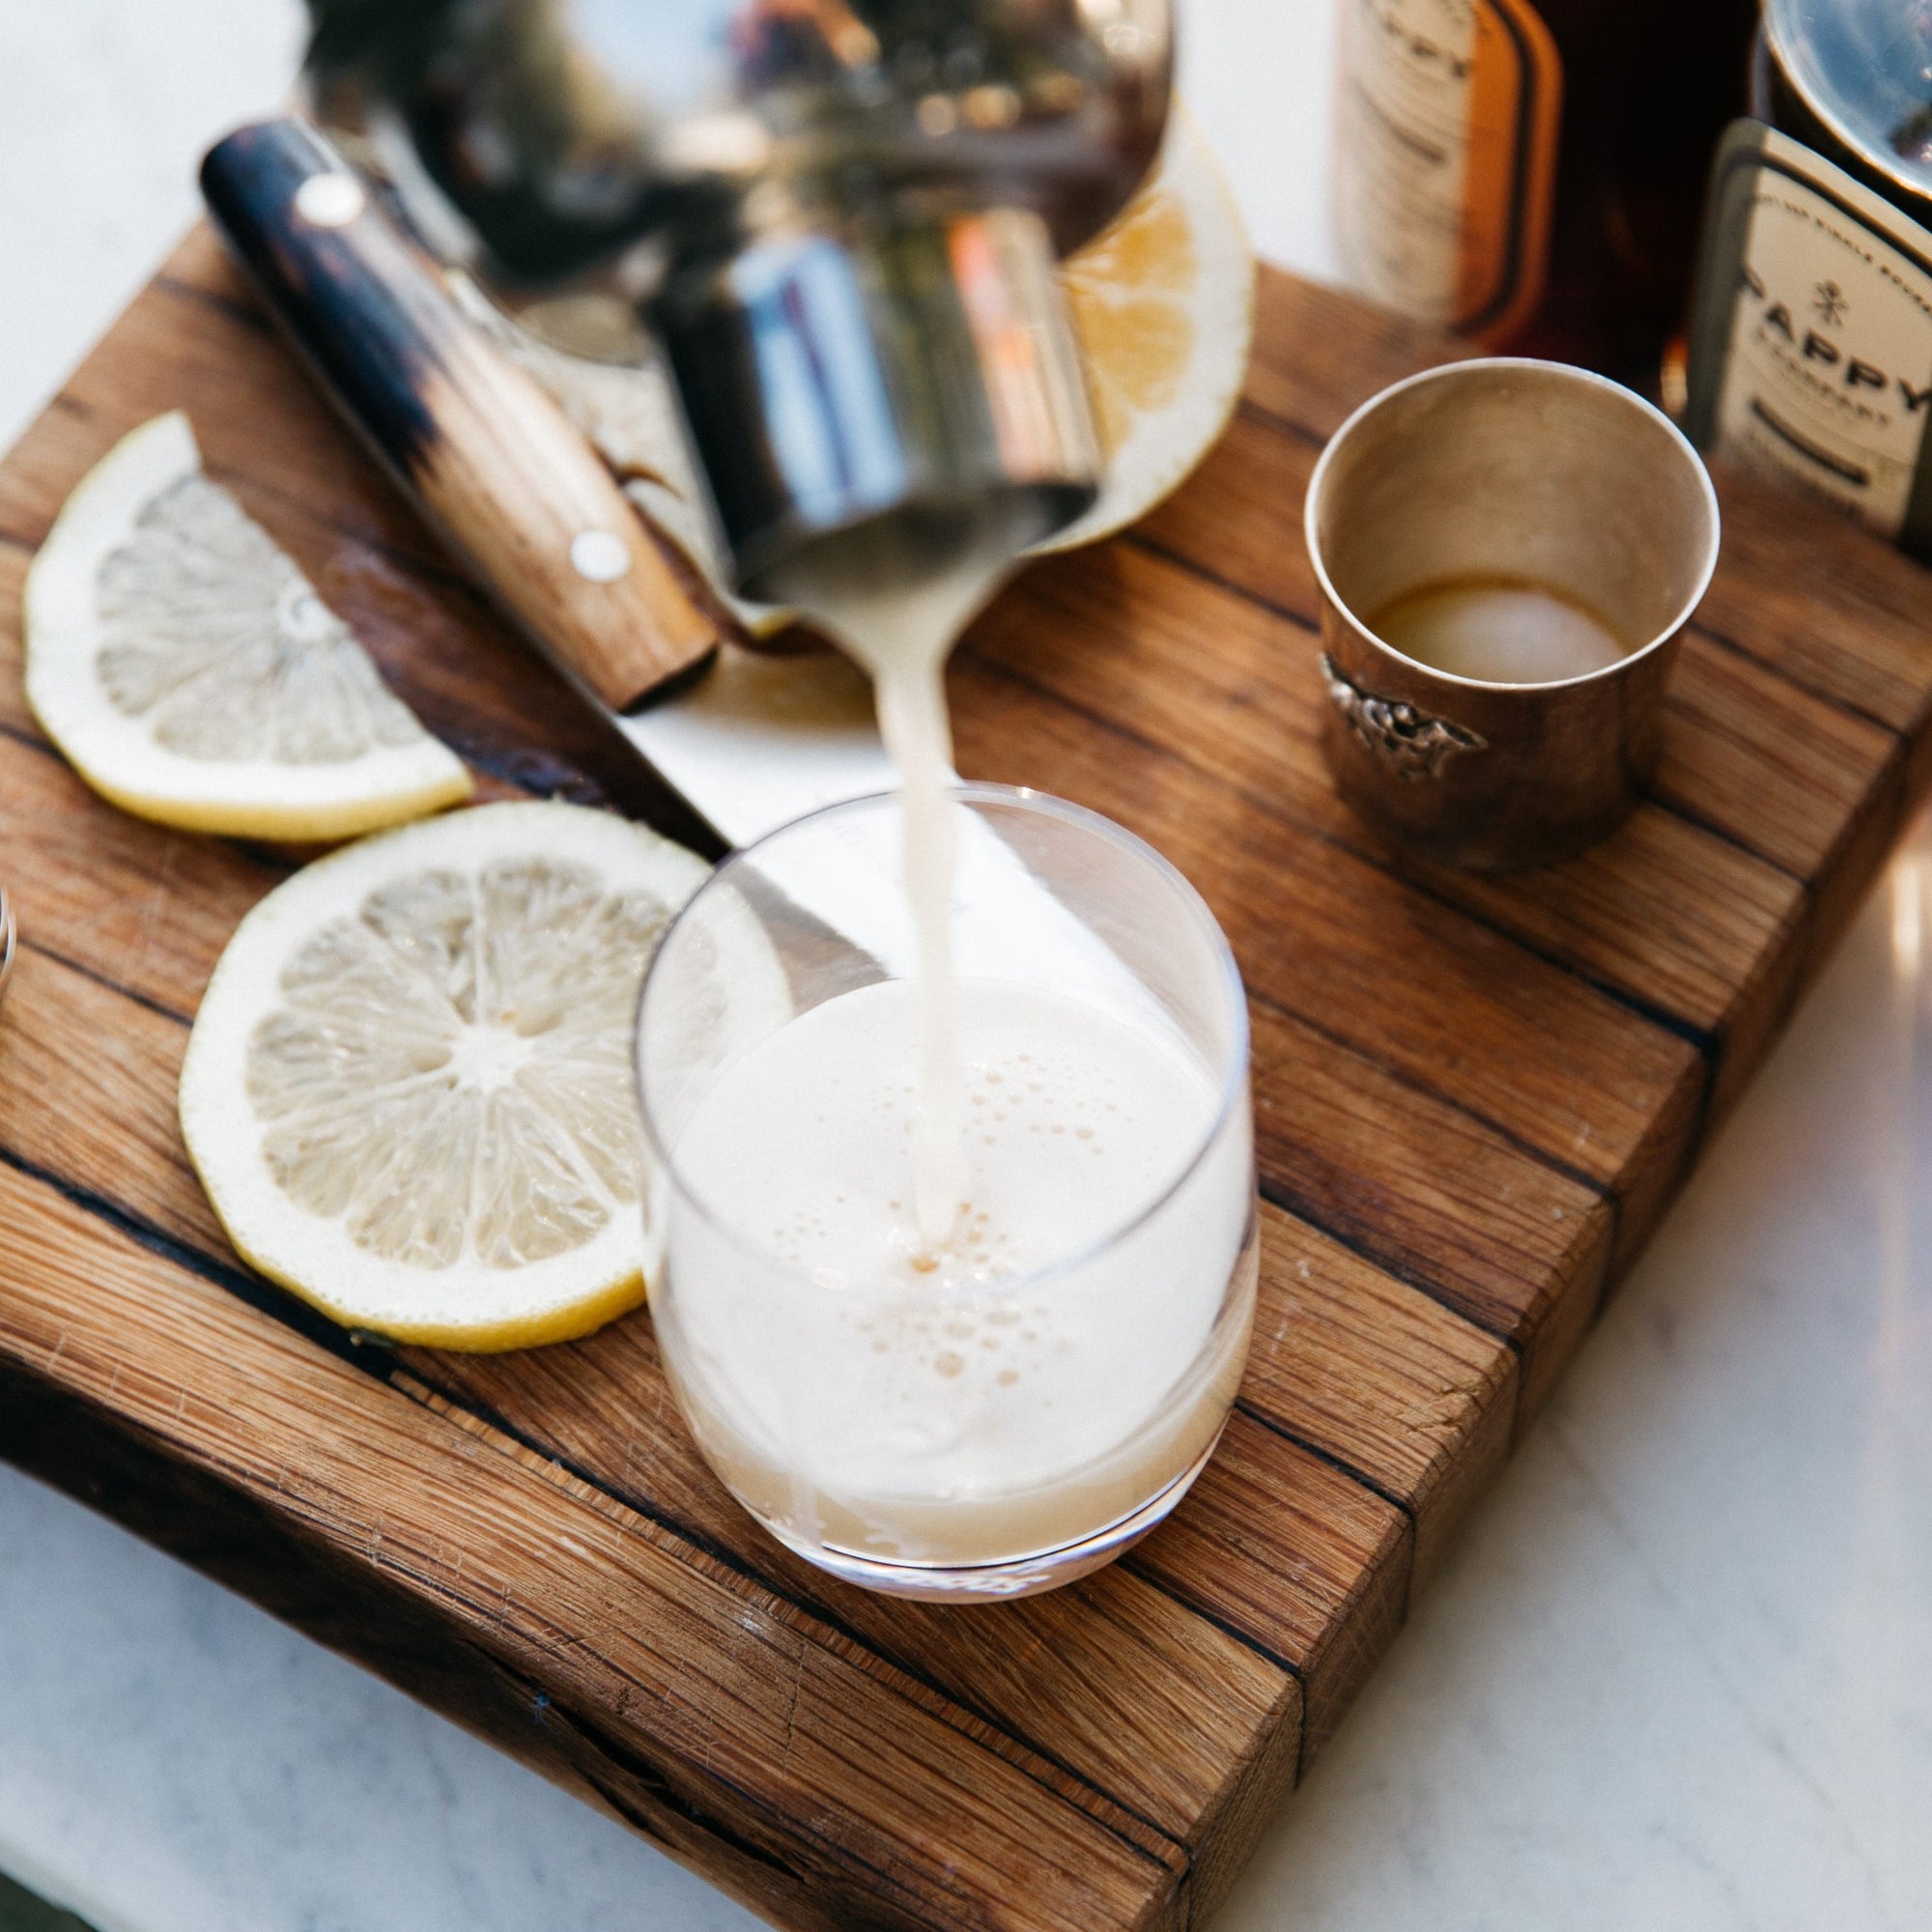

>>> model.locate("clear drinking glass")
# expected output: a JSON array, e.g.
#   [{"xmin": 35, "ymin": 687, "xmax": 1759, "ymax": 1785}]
[{"xmin": 636, "ymin": 783, "xmax": 1257, "ymax": 1601}]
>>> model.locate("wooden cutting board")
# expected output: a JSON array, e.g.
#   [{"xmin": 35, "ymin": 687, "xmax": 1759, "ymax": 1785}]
[{"xmin": 3, "ymin": 224, "xmax": 1929, "ymax": 1932}]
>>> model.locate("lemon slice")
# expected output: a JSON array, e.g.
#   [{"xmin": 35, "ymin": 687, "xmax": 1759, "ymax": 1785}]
[
  {"xmin": 180, "ymin": 801, "xmax": 778, "ymax": 1350},
  {"xmin": 24, "ymin": 412, "xmax": 471, "ymax": 839},
  {"xmin": 1040, "ymin": 108, "xmax": 1256, "ymax": 554}
]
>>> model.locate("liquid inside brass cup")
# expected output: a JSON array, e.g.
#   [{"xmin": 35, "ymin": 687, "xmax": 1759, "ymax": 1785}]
[{"xmin": 1304, "ymin": 358, "xmax": 1721, "ymax": 872}]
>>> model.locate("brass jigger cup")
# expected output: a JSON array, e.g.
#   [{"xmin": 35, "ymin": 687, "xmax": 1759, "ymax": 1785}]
[{"xmin": 1304, "ymin": 358, "xmax": 1721, "ymax": 872}]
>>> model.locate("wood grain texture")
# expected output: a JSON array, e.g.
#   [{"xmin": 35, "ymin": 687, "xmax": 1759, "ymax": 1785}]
[
  {"xmin": 5, "ymin": 233, "xmax": 1932, "ymax": 1930},
  {"xmin": 1246, "ymin": 999, "xmax": 1609, "ymax": 1427},
  {"xmin": 400, "ymin": 1323, "xmax": 1305, "ymax": 1861},
  {"xmin": 0, "ymin": 1163, "xmax": 1184, "ymax": 1932},
  {"xmin": 1241, "ymin": 1208, "xmax": 1517, "ymax": 1592}
]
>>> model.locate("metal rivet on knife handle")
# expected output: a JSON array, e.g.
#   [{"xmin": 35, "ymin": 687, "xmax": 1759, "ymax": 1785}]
[
  {"xmin": 569, "ymin": 528, "xmax": 633, "ymax": 583},
  {"xmin": 200, "ymin": 119, "xmax": 720, "ymax": 716},
  {"xmin": 292, "ymin": 171, "xmax": 364, "ymax": 229}
]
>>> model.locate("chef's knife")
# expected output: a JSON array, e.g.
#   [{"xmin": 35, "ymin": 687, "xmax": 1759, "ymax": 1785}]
[{"xmin": 199, "ymin": 118, "xmax": 894, "ymax": 856}]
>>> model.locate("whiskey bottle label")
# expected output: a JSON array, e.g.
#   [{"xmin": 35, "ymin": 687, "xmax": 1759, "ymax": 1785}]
[
  {"xmin": 1686, "ymin": 121, "xmax": 1932, "ymax": 551},
  {"xmin": 1336, "ymin": 0, "xmax": 1561, "ymax": 341}
]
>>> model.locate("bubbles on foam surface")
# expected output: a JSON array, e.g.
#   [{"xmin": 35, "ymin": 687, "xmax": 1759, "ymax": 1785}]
[
  {"xmin": 852, "ymin": 1286, "xmax": 1059, "ymax": 1394},
  {"xmin": 955, "ymin": 1037, "xmax": 1127, "ymax": 1170},
  {"xmin": 669, "ymin": 976, "xmax": 1223, "ymax": 1465}
]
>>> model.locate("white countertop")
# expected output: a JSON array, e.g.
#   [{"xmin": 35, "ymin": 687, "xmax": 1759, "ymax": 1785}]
[{"xmin": 3, "ymin": 4, "xmax": 1928, "ymax": 1928}]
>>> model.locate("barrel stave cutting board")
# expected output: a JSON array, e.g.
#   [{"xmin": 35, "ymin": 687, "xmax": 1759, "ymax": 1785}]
[{"xmin": 4, "ymin": 223, "xmax": 1931, "ymax": 1930}]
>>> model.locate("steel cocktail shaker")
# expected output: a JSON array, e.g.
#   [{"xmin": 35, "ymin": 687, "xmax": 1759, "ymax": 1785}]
[{"xmin": 298, "ymin": 0, "xmax": 1172, "ymax": 600}]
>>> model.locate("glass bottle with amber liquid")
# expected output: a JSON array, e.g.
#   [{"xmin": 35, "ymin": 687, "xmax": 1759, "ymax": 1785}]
[
  {"xmin": 1335, "ymin": 0, "xmax": 1757, "ymax": 380},
  {"xmin": 1683, "ymin": 0, "xmax": 1932, "ymax": 559}
]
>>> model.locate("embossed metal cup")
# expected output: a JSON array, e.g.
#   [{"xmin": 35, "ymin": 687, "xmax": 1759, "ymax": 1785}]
[{"xmin": 1305, "ymin": 358, "xmax": 1721, "ymax": 871}]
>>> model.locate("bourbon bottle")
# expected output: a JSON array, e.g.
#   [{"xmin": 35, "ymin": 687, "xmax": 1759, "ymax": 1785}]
[
  {"xmin": 1684, "ymin": 0, "xmax": 1932, "ymax": 558},
  {"xmin": 1335, "ymin": 0, "xmax": 1757, "ymax": 379}
]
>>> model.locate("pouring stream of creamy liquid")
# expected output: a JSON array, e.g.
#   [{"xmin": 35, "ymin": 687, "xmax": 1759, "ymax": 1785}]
[{"xmin": 765, "ymin": 530, "xmax": 1020, "ymax": 1251}]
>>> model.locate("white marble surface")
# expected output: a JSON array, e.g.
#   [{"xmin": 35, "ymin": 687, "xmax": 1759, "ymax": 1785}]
[
  {"xmin": 0, "ymin": 0, "xmax": 303, "ymax": 455},
  {"xmin": 3, "ymin": 3, "xmax": 1929, "ymax": 1928}
]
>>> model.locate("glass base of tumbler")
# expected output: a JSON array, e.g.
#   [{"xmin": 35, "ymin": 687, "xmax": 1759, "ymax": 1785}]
[{"xmin": 754, "ymin": 1424, "xmax": 1228, "ymax": 1603}]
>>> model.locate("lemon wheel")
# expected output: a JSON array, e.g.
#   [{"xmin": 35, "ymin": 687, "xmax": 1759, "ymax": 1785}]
[{"xmin": 179, "ymin": 801, "xmax": 787, "ymax": 1350}]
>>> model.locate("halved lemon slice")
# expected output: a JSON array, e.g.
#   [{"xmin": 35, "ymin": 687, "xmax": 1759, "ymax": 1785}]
[
  {"xmin": 1040, "ymin": 108, "xmax": 1256, "ymax": 554},
  {"xmin": 180, "ymin": 801, "xmax": 776, "ymax": 1350},
  {"xmin": 25, "ymin": 412, "xmax": 471, "ymax": 839}
]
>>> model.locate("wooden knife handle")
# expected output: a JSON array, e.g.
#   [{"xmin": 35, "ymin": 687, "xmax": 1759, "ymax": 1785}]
[{"xmin": 200, "ymin": 118, "xmax": 719, "ymax": 714}]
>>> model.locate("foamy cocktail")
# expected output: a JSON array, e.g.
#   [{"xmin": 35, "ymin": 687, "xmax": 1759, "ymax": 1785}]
[{"xmin": 637, "ymin": 786, "xmax": 1257, "ymax": 1600}]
